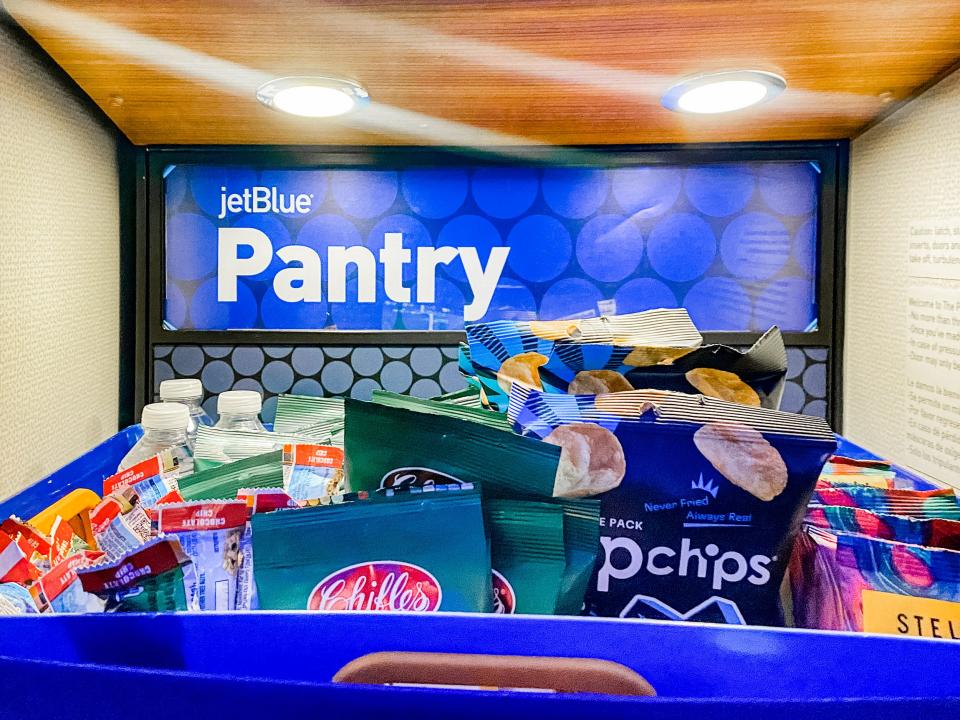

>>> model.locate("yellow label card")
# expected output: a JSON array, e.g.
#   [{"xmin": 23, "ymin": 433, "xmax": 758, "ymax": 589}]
[{"xmin": 862, "ymin": 590, "xmax": 960, "ymax": 640}]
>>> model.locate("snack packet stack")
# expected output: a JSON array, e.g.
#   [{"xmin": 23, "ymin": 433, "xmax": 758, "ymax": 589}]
[
  {"xmin": 791, "ymin": 455, "xmax": 960, "ymax": 632},
  {"xmin": 345, "ymin": 398, "xmax": 602, "ymax": 614},
  {"xmin": 461, "ymin": 308, "xmax": 788, "ymax": 412}
]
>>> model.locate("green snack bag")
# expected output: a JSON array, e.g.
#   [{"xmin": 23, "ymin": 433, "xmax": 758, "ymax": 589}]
[
  {"xmin": 252, "ymin": 485, "xmax": 491, "ymax": 612},
  {"xmin": 273, "ymin": 394, "xmax": 345, "ymax": 442},
  {"xmin": 179, "ymin": 451, "xmax": 284, "ymax": 501},
  {"xmin": 345, "ymin": 400, "xmax": 560, "ymax": 499},
  {"xmin": 193, "ymin": 425, "xmax": 326, "ymax": 470},
  {"xmin": 556, "ymin": 499, "xmax": 602, "ymax": 615},
  {"xmin": 435, "ymin": 387, "xmax": 485, "ymax": 408},
  {"xmin": 486, "ymin": 499, "xmax": 566, "ymax": 615},
  {"xmin": 76, "ymin": 537, "xmax": 193, "ymax": 612},
  {"xmin": 370, "ymin": 390, "xmax": 512, "ymax": 432}
]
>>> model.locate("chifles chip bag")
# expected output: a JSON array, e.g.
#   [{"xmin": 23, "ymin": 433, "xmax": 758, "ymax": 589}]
[{"xmin": 252, "ymin": 485, "xmax": 491, "ymax": 612}]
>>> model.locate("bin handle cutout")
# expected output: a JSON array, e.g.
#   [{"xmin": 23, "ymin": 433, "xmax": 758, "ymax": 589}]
[{"xmin": 333, "ymin": 651, "xmax": 656, "ymax": 696}]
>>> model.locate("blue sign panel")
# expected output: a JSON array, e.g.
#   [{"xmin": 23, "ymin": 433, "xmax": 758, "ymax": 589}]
[{"xmin": 163, "ymin": 162, "xmax": 819, "ymax": 332}]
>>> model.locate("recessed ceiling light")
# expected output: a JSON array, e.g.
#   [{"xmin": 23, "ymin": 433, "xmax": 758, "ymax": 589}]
[
  {"xmin": 256, "ymin": 76, "xmax": 369, "ymax": 118},
  {"xmin": 662, "ymin": 70, "xmax": 786, "ymax": 115}
]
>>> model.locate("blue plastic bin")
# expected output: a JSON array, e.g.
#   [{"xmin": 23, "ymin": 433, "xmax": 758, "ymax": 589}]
[{"xmin": 1, "ymin": 428, "xmax": 959, "ymax": 718}]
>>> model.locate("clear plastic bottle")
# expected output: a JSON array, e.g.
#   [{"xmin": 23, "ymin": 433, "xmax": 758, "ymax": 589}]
[
  {"xmin": 215, "ymin": 390, "xmax": 266, "ymax": 432},
  {"xmin": 118, "ymin": 402, "xmax": 194, "ymax": 474},
  {"xmin": 159, "ymin": 378, "xmax": 213, "ymax": 448}
]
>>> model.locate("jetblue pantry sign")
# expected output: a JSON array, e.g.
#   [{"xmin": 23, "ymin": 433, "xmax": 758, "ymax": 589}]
[{"xmin": 163, "ymin": 163, "xmax": 819, "ymax": 333}]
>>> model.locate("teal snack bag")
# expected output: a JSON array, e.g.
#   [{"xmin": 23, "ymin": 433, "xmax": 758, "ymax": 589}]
[
  {"xmin": 345, "ymin": 400, "xmax": 560, "ymax": 499},
  {"xmin": 252, "ymin": 486, "xmax": 491, "ymax": 612},
  {"xmin": 486, "ymin": 499, "xmax": 566, "ymax": 615},
  {"xmin": 556, "ymin": 498, "xmax": 603, "ymax": 615},
  {"xmin": 179, "ymin": 451, "xmax": 284, "ymax": 501}
]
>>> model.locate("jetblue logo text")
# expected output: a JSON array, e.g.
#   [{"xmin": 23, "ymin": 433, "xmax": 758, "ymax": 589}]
[
  {"xmin": 218, "ymin": 186, "xmax": 312, "ymax": 219},
  {"xmin": 598, "ymin": 537, "xmax": 772, "ymax": 592}
]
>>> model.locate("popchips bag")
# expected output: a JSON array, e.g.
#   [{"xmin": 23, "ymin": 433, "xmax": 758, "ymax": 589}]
[
  {"xmin": 463, "ymin": 308, "xmax": 788, "ymax": 411},
  {"xmin": 509, "ymin": 387, "xmax": 836, "ymax": 625},
  {"xmin": 252, "ymin": 485, "xmax": 491, "ymax": 612}
]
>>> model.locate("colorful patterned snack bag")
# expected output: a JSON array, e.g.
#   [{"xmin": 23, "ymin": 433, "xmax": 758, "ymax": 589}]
[
  {"xmin": 78, "ymin": 538, "xmax": 194, "ymax": 612},
  {"xmin": 179, "ymin": 451, "xmax": 284, "ymax": 501},
  {"xmin": 805, "ymin": 505, "xmax": 960, "ymax": 549},
  {"xmin": 463, "ymin": 308, "xmax": 789, "ymax": 412},
  {"xmin": 509, "ymin": 386, "xmax": 836, "ymax": 625},
  {"xmin": 810, "ymin": 486, "xmax": 960, "ymax": 519},
  {"xmin": 102, "ymin": 450, "xmax": 181, "ymax": 509},
  {"xmin": 345, "ymin": 400, "xmax": 561, "ymax": 499},
  {"xmin": 486, "ymin": 500, "xmax": 566, "ymax": 615},
  {"xmin": 282, "ymin": 444, "xmax": 345, "ymax": 501},
  {"xmin": 791, "ymin": 528, "xmax": 960, "ymax": 632},
  {"xmin": 463, "ymin": 309, "xmax": 701, "ymax": 411},
  {"xmin": 253, "ymin": 485, "xmax": 491, "ymax": 612},
  {"xmin": 157, "ymin": 501, "xmax": 248, "ymax": 611}
]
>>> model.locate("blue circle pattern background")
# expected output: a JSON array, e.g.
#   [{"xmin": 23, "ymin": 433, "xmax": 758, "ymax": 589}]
[{"xmin": 164, "ymin": 162, "xmax": 819, "ymax": 332}]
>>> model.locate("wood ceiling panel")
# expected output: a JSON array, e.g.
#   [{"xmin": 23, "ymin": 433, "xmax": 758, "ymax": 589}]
[{"xmin": 7, "ymin": 0, "xmax": 960, "ymax": 145}]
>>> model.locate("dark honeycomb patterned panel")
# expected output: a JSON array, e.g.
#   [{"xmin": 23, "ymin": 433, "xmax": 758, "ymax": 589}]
[{"xmin": 153, "ymin": 343, "xmax": 828, "ymax": 423}]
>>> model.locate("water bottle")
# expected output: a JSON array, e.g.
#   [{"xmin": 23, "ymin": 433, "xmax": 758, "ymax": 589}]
[
  {"xmin": 159, "ymin": 378, "xmax": 213, "ymax": 447},
  {"xmin": 215, "ymin": 390, "xmax": 266, "ymax": 431},
  {"xmin": 118, "ymin": 402, "xmax": 194, "ymax": 473}
]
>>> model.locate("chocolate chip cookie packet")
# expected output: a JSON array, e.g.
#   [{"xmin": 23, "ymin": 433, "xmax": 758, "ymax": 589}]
[
  {"xmin": 157, "ymin": 500, "xmax": 249, "ymax": 611},
  {"xmin": 464, "ymin": 308, "xmax": 789, "ymax": 411},
  {"xmin": 282, "ymin": 443, "xmax": 345, "ymax": 501},
  {"xmin": 508, "ymin": 386, "xmax": 837, "ymax": 625},
  {"xmin": 252, "ymin": 484, "xmax": 491, "ymax": 612},
  {"xmin": 344, "ymin": 400, "xmax": 559, "ymax": 498},
  {"xmin": 486, "ymin": 499, "xmax": 566, "ymax": 615},
  {"xmin": 179, "ymin": 451, "xmax": 284, "ymax": 501},
  {"xmin": 77, "ymin": 537, "xmax": 195, "ymax": 612},
  {"xmin": 39, "ymin": 550, "xmax": 106, "ymax": 614},
  {"xmin": 89, "ymin": 491, "xmax": 152, "ymax": 560},
  {"xmin": 102, "ymin": 449, "xmax": 182, "ymax": 509}
]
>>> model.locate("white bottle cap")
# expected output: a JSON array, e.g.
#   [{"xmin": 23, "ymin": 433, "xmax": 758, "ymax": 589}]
[
  {"xmin": 141, "ymin": 402, "xmax": 190, "ymax": 431},
  {"xmin": 159, "ymin": 378, "xmax": 203, "ymax": 401},
  {"xmin": 218, "ymin": 390, "xmax": 262, "ymax": 415}
]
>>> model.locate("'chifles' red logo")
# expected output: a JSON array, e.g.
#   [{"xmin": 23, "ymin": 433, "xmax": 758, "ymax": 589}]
[
  {"xmin": 492, "ymin": 569, "xmax": 516, "ymax": 614},
  {"xmin": 308, "ymin": 561, "xmax": 442, "ymax": 612}
]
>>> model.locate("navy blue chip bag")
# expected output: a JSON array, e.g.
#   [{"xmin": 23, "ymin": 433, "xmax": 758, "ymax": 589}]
[{"xmin": 508, "ymin": 387, "xmax": 837, "ymax": 626}]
